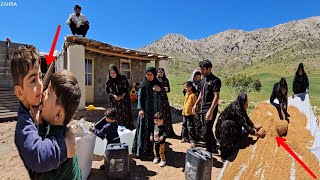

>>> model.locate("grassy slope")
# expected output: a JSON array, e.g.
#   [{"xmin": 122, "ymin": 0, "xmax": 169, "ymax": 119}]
[{"xmin": 167, "ymin": 49, "xmax": 320, "ymax": 111}]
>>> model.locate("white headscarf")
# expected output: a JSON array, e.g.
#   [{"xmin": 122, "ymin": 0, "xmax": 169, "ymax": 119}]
[{"xmin": 188, "ymin": 69, "xmax": 201, "ymax": 83}]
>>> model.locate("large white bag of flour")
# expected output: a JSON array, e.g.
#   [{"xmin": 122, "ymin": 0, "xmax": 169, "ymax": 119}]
[
  {"xmin": 93, "ymin": 136, "xmax": 108, "ymax": 156},
  {"xmin": 119, "ymin": 127, "xmax": 136, "ymax": 155},
  {"xmin": 73, "ymin": 123, "xmax": 96, "ymax": 180}
]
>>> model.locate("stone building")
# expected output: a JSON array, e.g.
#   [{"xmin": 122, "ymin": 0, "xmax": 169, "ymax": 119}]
[{"xmin": 56, "ymin": 36, "xmax": 170, "ymax": 109}]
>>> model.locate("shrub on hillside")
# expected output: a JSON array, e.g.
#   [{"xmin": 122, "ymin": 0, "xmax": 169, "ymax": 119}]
[{"xmin": 225, "ymin": 74, "xmax": 262, "ymax": 94}]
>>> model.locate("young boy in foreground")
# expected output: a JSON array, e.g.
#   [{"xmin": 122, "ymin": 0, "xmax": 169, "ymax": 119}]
[
  {"xmin": 34, "ymin": 69, "xmax": 82, "ymax": 179},
  {"xmin": 11, "ymin": 45, "xmax": 76, "ymax": 179}
]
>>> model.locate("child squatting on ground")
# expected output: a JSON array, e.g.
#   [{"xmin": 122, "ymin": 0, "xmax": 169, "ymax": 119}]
[
  {"xmin": 90, "ymin": 108, "xmax": 120, "ymax": 170},
  {"xmin": 11, "ymin": 44, "xmax": 81, "ymax": 179},
  {"xmin": 150, "ymin": 112, "xmax": 167, "ymax": 167}
]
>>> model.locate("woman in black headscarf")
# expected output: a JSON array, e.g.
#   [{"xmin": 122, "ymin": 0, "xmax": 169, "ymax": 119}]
[
  {"xmin": 293, "ymin": 63, "xmax": 309, "ymax": 96},
  {"xmin": 105, "ymin": 64, "xmax": 133, "ymax": 129},
  {"xmin": 215, "ymin": 93, "xmax": 266, "ymax": 160},
  {"xmin": 270, "ymin": 78, "xmax": 290, "ymax": 121},
  {"xmin": 132, "ymin": 67, "xmax": 164, "ymax": 159},
  {"xmin": 157, "ymin": 68, "xmax": 177, "ymax": 137}
]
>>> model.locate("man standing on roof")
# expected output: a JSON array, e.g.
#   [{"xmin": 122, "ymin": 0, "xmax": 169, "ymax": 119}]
[{"xmin": 67, "ymin": 5, "xmax": 89, "ymax": 37}]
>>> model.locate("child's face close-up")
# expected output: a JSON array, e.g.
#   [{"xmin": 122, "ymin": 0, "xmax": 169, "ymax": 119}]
[
  {"xmin": 40, "ymin": 83, "xmax": 63, "ymax": 125},
  {"xmin": 154, "ymin": 119, "xmax": 164, "ymax": 126},
  {"xmin": 18, "ymin": 64, "xmax": 43, "ymax": 108},
  {"xmin": 184, "ymin": 84, "xmax": 191, "ymax": 92},
  {"xmin": 106, "ymin": 117, "xmax": 115, "ymax": 123}
]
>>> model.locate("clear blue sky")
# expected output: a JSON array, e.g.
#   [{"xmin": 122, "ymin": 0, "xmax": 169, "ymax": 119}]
[{"xmin": 0, "ymin": 0, "xmax": 319, "ymax": 52}]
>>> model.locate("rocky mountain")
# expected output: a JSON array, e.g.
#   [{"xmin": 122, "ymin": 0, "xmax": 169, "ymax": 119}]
[{"xmin": 139, "ymin": 16, "xmax": 320, "ymax": 71}]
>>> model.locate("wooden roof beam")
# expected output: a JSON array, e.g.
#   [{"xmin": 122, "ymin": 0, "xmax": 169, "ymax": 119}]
[
  {"xmin": 85, "ymin": 46, "xmax": 159, "ymax": 61},
  {"xmin": 121, "ymin": 49, "xmax": 131, "ymax": 54}
]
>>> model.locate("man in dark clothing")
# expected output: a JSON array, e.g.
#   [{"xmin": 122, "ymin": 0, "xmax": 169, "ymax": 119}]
[
  {"xmin": 192, "ymin": 60, "xmax": 221, "ymax": 154},
  {"xmin": 293, "ymin": 63, "xmax": 309, "ymax": 96},
  {"xmin": 270, "ymin": 78, "xmax": 290, "ymax": 121},
  {"xmin": 67, "ymin": 5, "xmax": 89, "ymax": 37}
]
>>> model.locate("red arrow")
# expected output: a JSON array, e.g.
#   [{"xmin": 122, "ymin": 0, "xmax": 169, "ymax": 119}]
[
  {"xmin": 276, "ymin": 137, "xmax": 317, "ymax": 179},
  {"xmin": 45, "ymin": 25, "xmax": 61, "ymax": 65}
]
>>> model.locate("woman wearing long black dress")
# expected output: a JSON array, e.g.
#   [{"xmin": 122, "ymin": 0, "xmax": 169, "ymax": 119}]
[
  {"xmin": 292, "ymin": 63, "xmax": 309, "ymax": 96},
  {"xmin": 105, "ymin": 64, "xmax": 133, "ymax": 129},
  {"xmin": 215, "ymin": 93, "xmax": 265, "ymax": 160},
  {"xmin": 157, "ymin": 68, "xmax": 177, "ymax": 137},
  {"xmin": 270, "ymin": 78, "xmax": 290, "ymax": 121},
  {"xmin": 132, "ymin": 67, "xmax": 164, "ymax": 159}
]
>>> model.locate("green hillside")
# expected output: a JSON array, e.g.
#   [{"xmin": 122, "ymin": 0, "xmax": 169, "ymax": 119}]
[{"xmin": 166, "ymin": 51, "xmax": 320, "ymax": 113}]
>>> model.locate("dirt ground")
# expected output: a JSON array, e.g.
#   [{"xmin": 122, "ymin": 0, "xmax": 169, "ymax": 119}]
[
  {"xmin": 0, "ymin": 121, "xmax": 31, "ymax": 180},
  {"xmin": 0, "ymin": 121, "xmax": 223, "ymax": 180},
  {"xmin": 1, "ymin": 104, "xmax": 319, "ymax": 180}
]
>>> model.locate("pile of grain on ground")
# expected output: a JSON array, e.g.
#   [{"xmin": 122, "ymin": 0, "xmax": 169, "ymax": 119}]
[
  {"xmin": 275, "ymin": 120, "xmax": 288, "ymax": 137},
  {"xmin": 222, "ymin": 102, "xmax": 320, "ymax": 180}
]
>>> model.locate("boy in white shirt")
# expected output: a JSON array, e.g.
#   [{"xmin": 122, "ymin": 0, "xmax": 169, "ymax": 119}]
[{"xmin": 67, "ymin": 5, "xmax": 89, "ymax": 37}]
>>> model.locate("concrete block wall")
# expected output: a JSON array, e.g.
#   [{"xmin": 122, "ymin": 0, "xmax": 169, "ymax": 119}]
[
  {"xmin": 91, "ymin": 55, "xmax": 119, "ymax": 104},
  {"xmin": 90, "ymin": 56, "xmax": 148, "ymax": 104},
  {"xmin": 131, "ymin": 60, "xmax": 147, "ymax": 84},
  {"xmin": 0, "ymin": 41, "xmax": 26, "ymax": 89}
]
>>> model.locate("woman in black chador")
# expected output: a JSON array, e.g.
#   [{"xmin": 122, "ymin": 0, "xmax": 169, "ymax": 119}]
[
  {"xmin": 132, "ymin": 67, "xmax": 164, "ymax": 159},
  {"xmin": 105, "ymin": 64, "xmax": 133, "ymax": 129},
  {"xmin": 215, "ymin": 93, "xmax": 266, "ymax": 160},
  {"xmin": 292, "ymin": 63, "xmax": 309, "ymax": 96},
  {"xmin": 270, "ymin": 78, "xmax": 290, "ymax": 121},
  {"xmin": 157, "ymin": 68, "xmax": 177, "ymax": 137}
]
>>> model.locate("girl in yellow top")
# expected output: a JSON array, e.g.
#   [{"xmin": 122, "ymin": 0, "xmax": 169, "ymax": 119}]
[{"xmin": 181, "ymin": 81, "xmax": 198, "ymax": 146}]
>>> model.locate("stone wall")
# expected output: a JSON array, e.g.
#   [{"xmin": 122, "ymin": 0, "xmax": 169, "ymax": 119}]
[
  {"xmin": 87, "ymin": 54, "xmax": 148, "ymax": 104},
  {"xmin": 88, "ymin": 55, "xmax": 119, "ymax": 104},
  {"xmin": 131, "ymin": 60, "xmax": 147, "ymax": 84}
]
